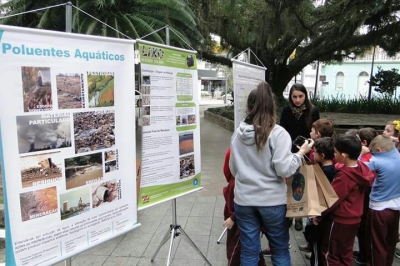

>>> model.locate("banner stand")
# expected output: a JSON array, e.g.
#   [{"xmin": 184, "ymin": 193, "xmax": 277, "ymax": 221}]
[{"xmin": 151, "ymin": 199, "xmax": 212, "ymax": 266}]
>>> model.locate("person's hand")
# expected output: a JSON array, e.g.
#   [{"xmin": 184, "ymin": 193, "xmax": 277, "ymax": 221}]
[
  {"xmin": 298, "ymin": 139, "xmax": 314, "ymax": 155},
  {"xmin": 360, "ymin": 145, "xmax": 370, "ymax": 156},
  {"xmin": 389, "ymin": 136, "xmax": 399, "ymax": 144},
  {"xmin": 223, "ymin": 218, "xmax": 235, "ymax": 229}
]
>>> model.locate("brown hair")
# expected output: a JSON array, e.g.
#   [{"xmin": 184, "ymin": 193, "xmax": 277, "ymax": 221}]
[
  {"xmin": 369, "ymin": 135, "xmax": 395, "ymax": 153},
  {"xmin": 312, "ymin": 119, "xmax": 335, "ymax": 138},
  {"xmin": 314, "ymin": 137, "xmax": 335, "ymax": 160},
  {"xmin": 245, "ymin": 82, "xmax": 276, "ymax": 151},
  {"xmin": 358, "ymin": 127, "xmax": 378, "ymax": 146}
]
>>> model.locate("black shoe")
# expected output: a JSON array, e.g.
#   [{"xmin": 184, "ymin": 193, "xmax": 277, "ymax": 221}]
[
  {"xmin": 354, "ymin": 256, "xmax": 367, "ymax": 265},
  {"xmin": 295, "ymin": 220, "xmax": 303, "ymax": 231},
  {"xmin": 261, "ymin": 248, "xmax": 271, "ymax": 257},
  {"xmin": 299, "ymin": 244, "xmax": 311, "ymax": 253}
]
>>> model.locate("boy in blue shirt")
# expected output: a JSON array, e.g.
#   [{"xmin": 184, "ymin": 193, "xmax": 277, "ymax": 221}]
[{"xmin": 365, "ymin": 135, "xmax": 400, "ymax": 266}]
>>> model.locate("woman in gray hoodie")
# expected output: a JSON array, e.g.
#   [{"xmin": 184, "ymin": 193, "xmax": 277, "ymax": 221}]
[{"xmin": 229, "ymin": 81, "xmax": 313, "ymax": 266}]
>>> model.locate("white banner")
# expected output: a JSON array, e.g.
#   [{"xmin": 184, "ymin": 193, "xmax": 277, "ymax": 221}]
[
  {"xmin": 137, "ymin": 41, "xmax": 202, "ymax": 209},
  {"xmin": 0, "ymin": 25, "xmax": 139, "ymax": 266},
  {"xmin": 232, "ymin": 60, "xmax": 266, "ymax": 128}
]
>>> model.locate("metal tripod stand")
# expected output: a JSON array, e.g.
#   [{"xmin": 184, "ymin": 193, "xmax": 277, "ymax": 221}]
[{"xmin": 151, "ymin": 199, "xmax": 212, "ymax": 266}]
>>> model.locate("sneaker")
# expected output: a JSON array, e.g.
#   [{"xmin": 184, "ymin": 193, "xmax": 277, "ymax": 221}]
[
  {"xmin": 354, "ymin": 256, "xmax": 367, "ymax": 265},
  {"xmin": 295, "ymin": 219, "xmax": 303, "ymax": 231},
  {"xmin": 261, "ymin": 248, "xmax": 272, "ymax": 257},
  {"xmin": 353, "ymin": 251, "xmax": 360, "ymax": 257},
  {"xmin": 304, "ymin": 253, "xmax": 311, "ymax": 260},
  {"xmin": 299, "ymin": 244, "xmax": 311, "ymax": 253},
  {"xmin": 395, "ymin": 249, "xmax": 400, "ymax": 260}
]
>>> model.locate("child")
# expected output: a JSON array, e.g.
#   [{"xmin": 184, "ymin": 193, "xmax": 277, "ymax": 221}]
[
  {"xmin": 383, "ymin": 120, "xmax": 400, "ymax": 151},
  {"xmin": 314, "ymin": 134, "xmax": 375, "ymax": 266},
  {"xmin": 365, "ymin": 135, "xmax": 400, "ymax": 266},
  {"xmin": 222, "ymin": 148, "xmax": 266, "ymax": 266},
  {"xmin": 300, "ymin": 137, "xmax": 336, "ymax": 265},
  {"xmin": 309, "ymin": 119, "xmax": 335, "ymax": 162},
  {"xmin": 353, "ymin": 127, "xmax": 377, "ymax": 265}
]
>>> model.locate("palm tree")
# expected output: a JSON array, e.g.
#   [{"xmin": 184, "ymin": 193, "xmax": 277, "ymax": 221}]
[{"xmin": 0, "ymin": 0, "xmax": 203, "ymax": 47}]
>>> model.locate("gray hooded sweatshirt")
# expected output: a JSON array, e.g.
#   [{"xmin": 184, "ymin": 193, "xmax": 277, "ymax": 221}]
[{"xmin": 230, "ymin": 121, "xmax": 303, "ymax": 206}]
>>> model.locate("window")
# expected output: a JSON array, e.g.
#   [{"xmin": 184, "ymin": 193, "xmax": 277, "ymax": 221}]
[
  {"xmin": 357, "ymin": 72, "xmax": 369, "ymax": 97},
  {"xmin": 335, "ymin": 72, "xmax": 345, "ymax": 91}
]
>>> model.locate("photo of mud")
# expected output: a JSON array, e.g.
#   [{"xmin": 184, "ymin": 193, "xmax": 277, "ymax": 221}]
[
  {"xmin": 180, "ymin": 154, "xmax": 195, "ymax": 179},
  {"xmin": 60, "ymin": 188, "xmax": 90, "ymax": 220},
  {"xmin": 105, "ymin": 160, "xmax": 117, "ymax": 173},
  {"xmin": 65, "ymin": 152, "xmax": 103, "ymax": 190},
  {"xmin": 20, "ymin": 186, "xmax": 58, "ymax": 222},
  {"xmin": 21, "ymin": 66, "xmax": 53, "ymax": 112},
  {"xmin": 73, "ymin": 111, "xmax": 115, "ymax": 153},
  {"xmin": 87, "ymin": 73, "xmax": 114, "ymax": 107},
  {"xmin": 105, "ymin": 150, "xmax": 116, "ymax": 162},
  {"xmin": 20, "ymin": 152, "xmax": 62, "ymax": 188},
  {"xmin": 92, "ymin": 179, "xmax": 120, "ymax": 208},
  {"xmin": 179, "ymin": 132, "xmax": 194, "ymax": 155},
  {"xmin": 16, "ymin": 114, "xmax": 72, "ymax": 154},
  {"xmin": 56, "ymin": 73, "xmax": 83, "ymax": 109}
]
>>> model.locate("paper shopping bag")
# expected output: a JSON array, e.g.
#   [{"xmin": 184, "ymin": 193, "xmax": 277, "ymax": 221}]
[
  {"xmin": 313, "ymin": 164, "xmax": 338, "ymax": 208},
  {"xmin": 286, "ymin": 164, "xmax": 322, "ymax": 218}
]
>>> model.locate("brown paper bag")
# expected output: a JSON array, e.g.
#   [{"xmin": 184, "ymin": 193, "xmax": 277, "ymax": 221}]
[
  {"xmin": 313, "ymin": 164, "xmax": 338, "ymax": 208},
  {"xmin": 286, "ymin": 164, "xmax": 322, "ymax": 218}
]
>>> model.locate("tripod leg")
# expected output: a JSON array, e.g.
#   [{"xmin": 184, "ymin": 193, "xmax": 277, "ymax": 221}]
[
  {"xmin": 166, "ymin": 227, "xmax": 177, "ymax": 266},
  {"xmin": 151, "ymin": 227, "xmax": 172, "ymax": 262},
  {"xmin": 178, "ymin": 227, "xmax": 212, "ymax": 266},
  {"xmin": 217, "ymin": 227, "xmax": 228, "ymax": 244}
]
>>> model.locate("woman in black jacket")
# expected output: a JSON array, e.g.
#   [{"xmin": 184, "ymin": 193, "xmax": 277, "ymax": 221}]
[{"xmin": 279, "ymin": 83, "xmax": 320, "ymax": 231}]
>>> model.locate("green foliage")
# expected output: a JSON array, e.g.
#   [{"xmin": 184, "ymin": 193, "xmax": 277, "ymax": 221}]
[
  {"xmin": 192, "ymin": 0, "xmax": 400, "ymax": 99},
  {"xmin": 369, "ymin": 67, "xmax": 400, "ymax": 95},
  {"xmin": 210, "ymin": 96, "xmax": 400, "ymax": 122},
  {"xmin": 0, "ymin": 0, "xmax": 204, "ymax": 48}
]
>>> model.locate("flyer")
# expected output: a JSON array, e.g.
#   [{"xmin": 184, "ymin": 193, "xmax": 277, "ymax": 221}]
[
  {"xmin": 137, "ymin": 41, "xmax": 201, "ymax": 209},
  {"xmin": 0, "ymin": 25, "xmax": 138, "ymax": 266},
  {"xmin": 232, "ymin": 59, "xmax": 266, "ymax": 128}
]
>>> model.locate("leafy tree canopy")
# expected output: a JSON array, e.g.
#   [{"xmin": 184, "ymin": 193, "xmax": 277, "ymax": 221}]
[
  {"xmin": 0, "ymin": 0, "xmax": 204, "ymax": 47},
  {"xmin": 190, "ymin": 0, "xmax": 400, "ymax": 98},
  {"xmin": 369, "ymin": 66, "xmax": 400, "ymax": 95}
]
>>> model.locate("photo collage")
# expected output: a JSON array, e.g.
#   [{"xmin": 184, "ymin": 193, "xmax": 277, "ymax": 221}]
[
  {"xmin": 17, "ymin": 67, "xmax": 120, "ymax": 222},
  {"xmin": 141, "ymin": 75, "xmax": 151, "ymax": 126}
]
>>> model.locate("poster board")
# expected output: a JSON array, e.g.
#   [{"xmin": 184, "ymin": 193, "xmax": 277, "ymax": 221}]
[
  {"xmin": 232, "ymin": 59, "xmax": 266, "ymax": 128},
  {"xmin": 0, "ymin": 25, "xmax": 139, "ymax": 266},
  {"xmin": 136, "ymin": 40, "xmax": 202, "ymax": 209}
]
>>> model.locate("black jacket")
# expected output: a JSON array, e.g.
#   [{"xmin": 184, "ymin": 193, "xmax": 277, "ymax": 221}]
[{"xmin": 279, "ymin": 105, "xmax": 320, "ymax": 152}]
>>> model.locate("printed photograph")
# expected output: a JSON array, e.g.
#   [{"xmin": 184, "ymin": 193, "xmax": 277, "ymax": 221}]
[
  {"xmin": 20, "ymin": 186, "xmax": 58, "ymax": 222},
  {"xmin": 292, "ymin": 173, "xmax": 305, "ymax": 201},
  {"xmin": 105, "ymin": 150, "xmax": 116, "ymax": 162},
  {"xmin": 180, "ymin": 115, "xmax": 188, "ymax": 125},
  {"xmin": 73, "ymin": 111, "xmax": 115, "ymax": 153},
  {"xmin": 176, "ymin": 116, "xmax": 181, "ymax": 126},
  {"xmin": 92, "ymin": 179, "xmax": 121, "ymax": 208},
  {"xmin": 56, "ymin": 73, "xmax": 83, "ymax": 109},
  {"xmin": 87, "ymin": 73, "xmax": 114, "ymax": 107},
  {"xmin": 179, "ymin": 154, "xmax": 195, "ymax": 179},
  {"xmin": 142, "ymin": 116, "xmax": 150, "ymax": 126},
  {"xmin": 142, "ymin": 96, "xmax": 150, "ymax": 105},
  {"xmin": 60, "ymin": 187, "xmax": 90, "ymax": 220},
  {"xmin": 142, "ymin": 86, "xmax": 151, "ymax": 95},
  {"xmin": 188, "ymin": 115, "xmax": 196, "ymax": 124},
  {"xmin": 16, "ymin": 114, "xmax": 72, "ymax": 154},
  {"xmin": 179, "ymin": 132, "xmax": 194, "ymax": 155},
  {"xmin": 105, "ymin": 160, "xmax": 117, "ymax": 173},
  {"xmin": 144, "ymin": 106, "xmax": 151, "ymax": 116},
  {"xmin": 142, "ymin": 76, "xmax": 151, "ymax": 85},
  {"xmin": 65, "ymin": 152, "xmax": 103, "ymax": 190},
  {"xmin": 21, "ymin": 66, "xmax": 53, "ymax": 112},
  {"xmin": 20, "ymin": 152, "xmax": 62, "ymax": 188}
]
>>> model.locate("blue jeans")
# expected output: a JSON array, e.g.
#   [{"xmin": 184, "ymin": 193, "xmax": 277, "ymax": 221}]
[{"xmin": 234, "ymin": 203, "xmax": 290, "ymax": 266}]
